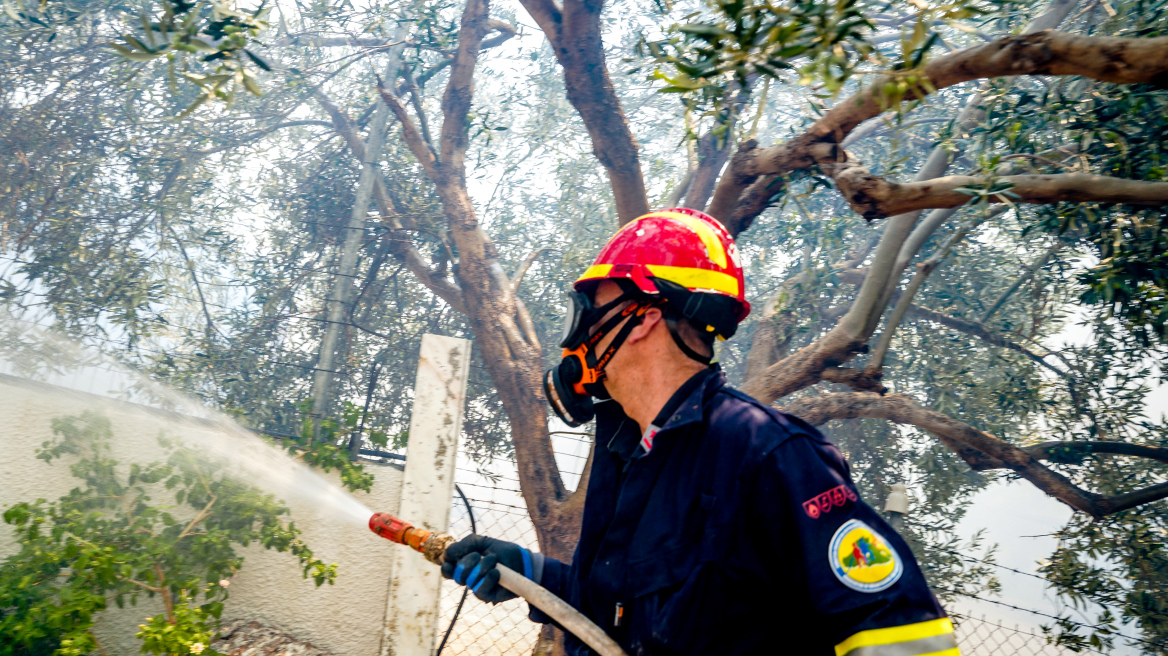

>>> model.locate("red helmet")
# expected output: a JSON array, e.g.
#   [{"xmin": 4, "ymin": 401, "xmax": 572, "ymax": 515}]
[{"xmin": 574, "ymin": 208, "xmax": 750, "ymax": 338}]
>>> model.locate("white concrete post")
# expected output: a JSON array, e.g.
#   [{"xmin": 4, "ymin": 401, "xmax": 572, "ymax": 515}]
[{"xmin": 381, "ymin": 334, "xmax": 472, "ymax": 656}]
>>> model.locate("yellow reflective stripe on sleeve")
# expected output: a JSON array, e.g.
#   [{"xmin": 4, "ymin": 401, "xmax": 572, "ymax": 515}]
[
  {"xmin": 834, "ymin": 618, "xmax": 957, "ymax": 656},
  {"xmin": 576, "ymin": 264, "xmax": 613, "ymax": 282},
  {"xmin": 644, "ymin": 264, "xmax": 739, "ymax": 296},
  {"xmin": 651, "ymin": 210, "xmax": 728, "ymax": 269},
  {"xmin": 843, "ymin": 638, "xmax": 959, "ymax": 656}
]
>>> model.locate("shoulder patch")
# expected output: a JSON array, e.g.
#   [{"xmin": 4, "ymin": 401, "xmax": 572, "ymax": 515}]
[{"xmin": 828, "ymin": 519, "xmax": 903, "ymax": 593}]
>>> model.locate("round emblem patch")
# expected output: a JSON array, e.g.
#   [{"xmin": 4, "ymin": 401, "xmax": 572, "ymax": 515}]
[{"xmin": 828, "ymin": 519, "xmax": 903, "ymax": 593}]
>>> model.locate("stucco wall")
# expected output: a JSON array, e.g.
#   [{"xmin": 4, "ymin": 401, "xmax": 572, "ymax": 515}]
[{"xmin": 0, "ymin": 375, "xmax": 404, "ymax": 655}]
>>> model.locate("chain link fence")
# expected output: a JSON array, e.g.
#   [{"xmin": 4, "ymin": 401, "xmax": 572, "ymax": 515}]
[
  {"xmin": 433, "ymin": 437, "xmax": 1110, "ymax": 656},
  {"xmin": 434, "ymin": 432, "xmax": 592, "ymax": 656},
  {"xmin": 952, "ymin": 614, "xmax": 1105, "ymax": 656}
]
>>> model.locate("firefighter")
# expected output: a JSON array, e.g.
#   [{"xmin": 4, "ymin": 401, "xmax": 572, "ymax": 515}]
[{"xmin": 442, "ymin": 208, "xmax": 958, "ymax": 656}]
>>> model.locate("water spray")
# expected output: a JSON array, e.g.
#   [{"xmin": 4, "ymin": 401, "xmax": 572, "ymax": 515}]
[{"xmin": 368, "ymin": 512, "xmax": 627, "ymax": 656}]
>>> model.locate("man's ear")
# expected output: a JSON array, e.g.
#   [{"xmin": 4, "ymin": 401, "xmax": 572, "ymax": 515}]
[{"xmin": 626, "ymin": 307, "xmax": 663, "ymax": 345}]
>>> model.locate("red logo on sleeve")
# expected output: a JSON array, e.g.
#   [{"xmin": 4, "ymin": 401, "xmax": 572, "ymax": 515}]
[{"xmin": 802, "ymin": 484, "xmax": 858, "ymax": 519}]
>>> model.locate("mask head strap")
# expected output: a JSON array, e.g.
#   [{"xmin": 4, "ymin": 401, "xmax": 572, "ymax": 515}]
[{"xmin": 584, "ymin": 301, "xmax": 652, "ymax": 377}]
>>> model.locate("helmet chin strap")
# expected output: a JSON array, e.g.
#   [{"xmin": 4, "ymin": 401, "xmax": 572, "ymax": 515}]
[{"xmin": 664, "ymin": 317, "xmax": 713, "ymax": 366}]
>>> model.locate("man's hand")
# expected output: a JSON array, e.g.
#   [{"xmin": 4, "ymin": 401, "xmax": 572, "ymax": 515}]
[{"xmin": 441, "ymin": 535, "xmax": 540, "ymax": 604}]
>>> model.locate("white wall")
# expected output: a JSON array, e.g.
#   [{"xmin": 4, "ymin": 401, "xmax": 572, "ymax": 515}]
[{"xmin": 0, "ymin": 375, "xmax": 404, "ymax": 656}]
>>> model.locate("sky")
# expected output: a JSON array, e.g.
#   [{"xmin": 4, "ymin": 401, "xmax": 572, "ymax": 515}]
[{"xmin": 953, "ymin": 478, "xmax": 1144, "ymax": 656}]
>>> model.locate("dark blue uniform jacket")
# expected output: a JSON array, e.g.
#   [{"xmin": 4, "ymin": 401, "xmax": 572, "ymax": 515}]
[{"xmin": 531, "ymin": 369, "xmax": 953, "ymax": 656}]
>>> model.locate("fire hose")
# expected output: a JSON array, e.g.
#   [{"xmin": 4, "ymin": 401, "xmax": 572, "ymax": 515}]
[{"xmin": 369, "ymin": 512, "xmax": 628, "ymax": 656}]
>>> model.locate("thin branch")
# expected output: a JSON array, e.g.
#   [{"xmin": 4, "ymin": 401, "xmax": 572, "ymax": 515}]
[
  {"xmin": 314, "ymin": 86, "xmax": 465, "ymax": 312},
  {"xmin": 981, "ymin": 241, "xmax": 1063, "ymax": 322},
  {"xmin": 840, "ymin": 117, "xmax": 952, "ymax": 149},
  {"xmin": 1023, "ymin": 441, "xmax": 1168, "ymax": 465},
  {"xmin": 377, "ymin": 81, "xmax": 439, "ymax": 178},
  {"xmin": 664, "ymin": 166, "xmax": 696, "ymax": 207},
  {"xmin": 904, "ymin": 304, "xmax": 1072, "ymax": 379},
  {"xmin": 402, "ymin": 64, "xmax": 435, "ymax": 153},
  {"xmin": 686, "ymin": 81, "xmax": 753, "ymax": 211},
  {"xmin": 154, "ymin": 563, "xmax": 174, "ymax": 622},
  {"xmin": 177, "ymin": 493, "xmax": 217, "ymax": 539},
  {"xmin": 89, "ymin": 631, "xmax": 109, "ymax": 656},
  {"xmin": 121, "ymin": 577, "xmax": 163, "ymax": 593},
  {"xmin": 512, "ymin": 247, "xmax": 556, "ymax": 293},
  {"xmin": 998, "ymin": 153, "xmax": 1072, "ymax": 170},
  {"xmin": 192, "ymin": 121, "xmax": 336, "ymax": 156},
  {"xmin": 868, "ymin": 214, "xmax": 984, "ymax": 372},
  {"xmin": 167, "ymin": 224, "xmax": 220, "ymax": 343},
  {"xmin": 281, "ymin": 20, "xmax": 515, "ymax": 52}
]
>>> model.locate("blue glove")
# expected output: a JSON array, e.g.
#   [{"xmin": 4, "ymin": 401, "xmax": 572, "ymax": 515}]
[{"xmin": 441, "ymin": 534, "xmax": 542, "ymax": 604}]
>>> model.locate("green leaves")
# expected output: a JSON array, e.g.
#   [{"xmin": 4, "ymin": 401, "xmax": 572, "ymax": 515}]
[
  {"xmin": 636, "ymin": 0, "xmax": 881, "ymax": 118},
  {"xmin": 99, "ymin": 0, "xmax": 272, "ymax": 114},
  {"xmin": 136, "ymin": 602, "xmax": 221, "ymax": 656},
  {"xmin": 285, "ymin": 399, "xmax": 387, "ymax": 494}
]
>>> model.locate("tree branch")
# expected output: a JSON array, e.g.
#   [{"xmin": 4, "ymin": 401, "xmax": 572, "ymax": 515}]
[
  {"xmin": 707, "ymin": 30, "xmax": 1168, "ymax": 218},
  {"xmin": 438, "ymin": 0, "xmax": 490, "ymax": 177},
  {"xmin": 285, "ymin": 20, "xmax": 515, "ymax": 52},
  {"xmin": 520, "ymin": 0, "xmax": 650, "ymax": 223},
  {"xmin": 1023, "ymin": 441, "xmax": 1168, "ymax": 465},
  {"xmin": 403, "ymin": 64, "xmax": 435, "ymax": 152},
  {"xmin": 685, "ymin": 130, "xmax": 733, "ymax": 211},
  {"xmin": 686, "ymin": 82, "xmax": 753, "ymax": 210},
  {"xmin": 177, "ymin": 494, "xmax": 217, "ymax": 539},
  {"xmin": 814, "ymin": 145, "xmax": 1168, "ymax": 220},
  {"xmin": 904, "ymin": 304, "xmax": 1071, "ymax": 379},
  {"xmin": 779, "ymin": 392, "xmax": 1168, "ymax": 517},
  {"xmin": 378, "ymin": 81, "xmax": 439, "ymax": 178},
  {"xmin": 378, "ymin": 0, "xmax": 578, "ymax": 558},
  {"xmin": 868, "ymin": 215, "xmax": 984, "ymax": 372},
  {"xmin": 512, "ymin": 247, "xmax": 555, "ymax": 293},
  {"xmin": 314, "ymin": 86, "xmax": 465, "ymax": 312}
]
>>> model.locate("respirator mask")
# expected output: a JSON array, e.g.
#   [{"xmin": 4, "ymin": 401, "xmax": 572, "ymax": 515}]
[{"xmin": 544, "ymin": 287, "xmax": 652, "ymax": 426}]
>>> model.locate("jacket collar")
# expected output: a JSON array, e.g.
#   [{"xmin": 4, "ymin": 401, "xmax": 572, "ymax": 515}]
[
  {"xmin": 596, "ymin": 367, "xmax": 725, "ymax": 461},
  {"xmin": 656, "ymin": 367, "xmax": 723, "ymax": 434}
]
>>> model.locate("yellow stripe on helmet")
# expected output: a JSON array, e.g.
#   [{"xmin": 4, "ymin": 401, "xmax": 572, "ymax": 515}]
[
  {"xmin": 834, "ymin": 618, "xmax": 957, "ymax": 656},
  {"xmin": 649, "ymin": 210, "xmax": 728, "ymax": 269},
  {"xmin": 645, "ymin": 264, "xmax": 739, "ymax": 296},
  {"xmin": 576, "ymin": 264, "xmax": 613, "ymax": 282}
]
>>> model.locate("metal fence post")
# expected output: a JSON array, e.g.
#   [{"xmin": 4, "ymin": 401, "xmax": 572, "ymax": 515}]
[{"xmin": 381, "ymin": 334, "xmax": 472, "ymax": 656}]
